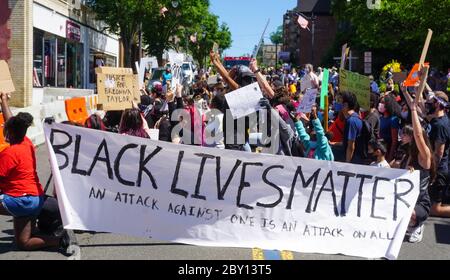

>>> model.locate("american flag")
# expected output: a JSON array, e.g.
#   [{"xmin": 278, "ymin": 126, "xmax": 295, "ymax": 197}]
[{"xmin": 297, "ymin": 15, "xmax": 309, "ymax": 30}]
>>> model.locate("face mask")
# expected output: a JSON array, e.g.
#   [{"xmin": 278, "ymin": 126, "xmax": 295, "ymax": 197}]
[
  {"xmin": 426, "ymin": 103, "xmax": 436, "ymax": 115},
  {"xmin": 309, "ymin": 141, "xmax": 318, "ymax": 150},
  {"xmin": 334, "ymin": 103, "xmax": 343, "ymax": 112},
  {"xmin": 378, "ymin": 103, "xmax": 386, "ymax": 114},
  {"xmin": 401, "ymin": 111, "xmax": 409, "ymax": 120}
]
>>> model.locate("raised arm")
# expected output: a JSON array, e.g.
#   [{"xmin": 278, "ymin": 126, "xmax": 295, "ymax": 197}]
[
  {"xmin": 249, "ymin": 59, "xmax": 275, "ymax": 99},
  {"xmin": 411, "ymin": 66, "xmax": 432, "ymax": 169},
  {"xmin": 209, "ymin": 51, "xmax": 239, "ymax": 91},
  {"xmin": 0, "ymin": 93, "xmax": 13, "ymax": 121}
]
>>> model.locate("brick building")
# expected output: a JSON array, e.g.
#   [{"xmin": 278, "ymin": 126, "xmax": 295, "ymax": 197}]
[{"xmin": 283, "ymin": 0, "xmax": 337, "ymax": 67}]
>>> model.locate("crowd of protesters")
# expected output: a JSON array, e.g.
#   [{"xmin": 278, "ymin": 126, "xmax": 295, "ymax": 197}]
[{"xmin": 1, "ymin": 51, "xmax": 449, "ymax": 252}]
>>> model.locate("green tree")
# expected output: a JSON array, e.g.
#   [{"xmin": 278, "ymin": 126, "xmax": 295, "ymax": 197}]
[
  {"xmin": 184, "ymin": 15, "xmax": 232, "ymax": 69},
  {"xmin": 142, "ymin": 0, "xmax": 211, "ymax": 66},
  {"xmin": 270, "ymin": 26, "xmax": 283, "ymax": 67},
  {"xmin": 86, "ymin": 0, "xmax": 155, "ymax": 67},
  {"xmin": 331, "ymin": 0, "xmax": 450, "ymax": 70}
]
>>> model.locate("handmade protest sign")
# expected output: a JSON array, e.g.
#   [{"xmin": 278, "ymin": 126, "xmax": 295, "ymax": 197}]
[
  {"xmin": 96, "ymin": 67, "xmax": 140, "ymax": 111},
  {"xmin": 225, "ymin": 82, "xmax": 263, "ymax": 119},
  {"xmin": 298, "ymin": 88, "xmax": 318, "ymax": 113},
  {"xmin": 0, "ymin": 60, "xmax": 15, "ymax": 94},
  {"xmin": 320, "ymin": 69, "xmax": 330, "ymax": 110},
  {"xmin": 404, "ymin": 63, "xmax": 430, "ymax": 87},
  {"xmin": 44, "ymin": 123, "xmax": 420, "ymax": 260},
  {"xmin": 301, "ymin": 74, "xmax": 312, "ymax": 93},
  {"xmin": 339, "ymin": 69, "xmax": 371, "ymax": 111},
  {"xmin": 340, "ymin": 43, "xmax": 349, "ymax": 70},
  {"xmin": 138, "ymin": 57, "xmax": 159, "ymax": 88}
]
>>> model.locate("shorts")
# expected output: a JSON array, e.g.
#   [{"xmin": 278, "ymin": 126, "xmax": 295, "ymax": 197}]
[
  {"xmin": 0, "ymin": 194, "xmax": 44, "ymax": 218},
  {"xmin": 429, "ymin": 172, "xmax": 450, "ymax": 205}
]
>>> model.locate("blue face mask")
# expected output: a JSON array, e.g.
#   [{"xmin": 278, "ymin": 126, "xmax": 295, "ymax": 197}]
[
  {"xmin": 309, "ymin": 141, "xmax": 318, "ymax": 150},
  {"xmin": 334, "ymin": 103, "xmax": 343, "ymax": 112}
]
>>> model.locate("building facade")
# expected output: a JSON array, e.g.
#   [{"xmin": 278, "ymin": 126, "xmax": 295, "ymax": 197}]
[
  {"xmin": 262, "ymin": 44, "xmax": 283, "ymax": 67},
  {"xmin": 283, "ymin": 0, "xmax": 338, "ymax": 68},
  {"xmin": 3, "ymin": 0, "xmax": 120, "ymax": 108},
  {"xmin": 282, "ymin": 10, "xmax": 301, "ymax": 66}
]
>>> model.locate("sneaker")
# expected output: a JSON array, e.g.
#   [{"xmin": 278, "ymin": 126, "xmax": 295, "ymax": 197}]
[
  {"xmin": 406, "ymin": 224, "xmax": 424, "ymax": 243},
  {"xmin": 59, "ymin": 230, "xmax": 71, "ymax": 250}
]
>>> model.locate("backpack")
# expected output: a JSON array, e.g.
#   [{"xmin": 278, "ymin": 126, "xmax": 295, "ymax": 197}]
[{"xmin": 357, "ymin": 118, "xmax": 377, "ymax": 161}]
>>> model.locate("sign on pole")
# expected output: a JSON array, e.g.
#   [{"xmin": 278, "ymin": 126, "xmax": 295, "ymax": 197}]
[
  {"xmin": 339, "ymin": 69, "xmax": 371, "ymax": 111},
  {"xmin": 320, "ymin": 69, "xmax": 330, "ymax": 111},
  {"xmin": 96, "ymin": 67, "xmax": 140, "ymax": 111}
]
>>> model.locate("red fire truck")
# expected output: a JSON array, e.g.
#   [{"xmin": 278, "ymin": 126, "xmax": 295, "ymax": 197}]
[{"xmin": 223, "ymin": 56, "xmax": 252, "ymax": 70}]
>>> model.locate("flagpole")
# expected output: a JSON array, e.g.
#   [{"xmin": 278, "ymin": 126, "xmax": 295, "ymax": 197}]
[{"xmin": 294, "ymin": 12, "xmax": 317, "ymax": 65}]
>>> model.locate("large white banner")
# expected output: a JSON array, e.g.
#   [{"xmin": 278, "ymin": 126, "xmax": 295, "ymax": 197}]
[{"xmin": 44, "ymin": 123, "xmax": 420, "ymax": 260}]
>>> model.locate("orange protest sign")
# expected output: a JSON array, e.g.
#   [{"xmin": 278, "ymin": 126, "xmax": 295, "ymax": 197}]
[
  {"xmin": 65, "ymin": 97, "xmax": 88, "ymax": 125},
  {"xmin": 404, "ymin": 63, "xmax": 430, "ymax": 87}
]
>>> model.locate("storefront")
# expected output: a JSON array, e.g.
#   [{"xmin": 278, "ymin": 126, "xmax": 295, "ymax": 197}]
[{"xmin": 32, "ymin": 2, "xmax": 119, "ymax": 90}]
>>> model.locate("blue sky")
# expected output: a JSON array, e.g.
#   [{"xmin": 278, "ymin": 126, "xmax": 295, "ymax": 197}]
[{"xmin": 210, "ymin": 0, "xmax": 297, "ymax": 56}]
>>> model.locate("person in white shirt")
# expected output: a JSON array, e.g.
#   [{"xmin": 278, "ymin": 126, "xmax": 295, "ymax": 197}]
[
  {"xmin": 368, "ymin": 140, "xmax": 391, "ymax": 168},
  {"xmin": 301, "ymin": 64, "xmax": 320, "ymax": 93},
  {"xmin": 316, "ymin": 67, "xmax": 324, "ymax": 83}
]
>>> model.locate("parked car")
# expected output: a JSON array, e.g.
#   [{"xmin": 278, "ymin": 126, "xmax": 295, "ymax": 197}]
[{"xmin": 181, "ymin": 62, "xmax": 195, "ymax": 85}]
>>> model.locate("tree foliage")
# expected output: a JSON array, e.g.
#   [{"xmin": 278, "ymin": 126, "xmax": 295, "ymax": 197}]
[
  {"xmin": 331, "ymin": 0, "xmax": 450, "ymax": 69},
  {"xmin": 86, "ymin": 0, "xmax": 232, "ymax": 68},
  {"xmin": 143, "ymin": 0, "xmax": 209, "ymax": 65},
  {"xmin": 182, "ymin": 14, "xmax": 232, "ymax": 69},
  {"xmin": 86, "ymin": 0, "xmax": 155, "ymax": 67},
  {"xmin": 270, "ymin": 26, "xmax": 283, "ymax": 45}
]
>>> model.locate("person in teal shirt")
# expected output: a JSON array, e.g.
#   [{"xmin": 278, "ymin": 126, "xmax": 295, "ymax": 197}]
[
  {"xmin": 294, "ymin": 106, "xmax": 334, "ymax": 161},
  {"xmin": 162, "ymin": 67, "xmax": 172, "ymax": 87}
]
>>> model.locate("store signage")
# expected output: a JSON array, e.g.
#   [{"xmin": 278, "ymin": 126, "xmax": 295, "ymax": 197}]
[{"xmin": 66, "ymin": 21, "xmax": 81, "ymax": 42}]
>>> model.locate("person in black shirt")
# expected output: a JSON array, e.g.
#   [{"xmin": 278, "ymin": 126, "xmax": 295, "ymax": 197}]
[{"xmin": 427, "ymin": 91, "xmax": 450, "ymax": 175}]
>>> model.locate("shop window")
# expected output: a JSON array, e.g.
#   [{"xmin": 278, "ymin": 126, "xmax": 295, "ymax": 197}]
[
  {"xmin": 57, "ymin": 39, "xmax": 66, "ymax": 87},
  {"xmin": 33, "ymin": 29, "xmax": 44, "ymax": 87},
  {"xmin": 89, "ymin": 50, "xmax": 117, "ymax": 84},
  {"xmin": 67, "ymin": 42, "xmax": 83, "ymax": 88},
  {"xmin": 43, "ymin": 37, "xmax": 56, "ymax": 87}
]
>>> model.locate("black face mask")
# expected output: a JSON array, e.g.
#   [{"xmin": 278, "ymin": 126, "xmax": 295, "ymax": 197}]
[{"xmin": 426, "ymin": 103, "xmax": 436, "ymax": 115}]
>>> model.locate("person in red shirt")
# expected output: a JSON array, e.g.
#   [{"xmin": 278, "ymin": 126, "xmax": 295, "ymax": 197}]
[{"xmin": 0, "ymin": 92, "xmax": 63, "ymax": 250}]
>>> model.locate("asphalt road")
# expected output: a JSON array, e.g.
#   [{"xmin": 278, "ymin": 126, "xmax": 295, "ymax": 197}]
[{"xmin": 0, "ymin": 144, "xmax": 449, "ymax": 260}]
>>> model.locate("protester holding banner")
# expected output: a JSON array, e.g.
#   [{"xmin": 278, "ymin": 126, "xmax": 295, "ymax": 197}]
[
  {"xmin": 0, "ymin": 92, "xmax": 66, "ymax": 251},
  {"xmin": 84, "ymin": 114, "xmax": 107, "ymax": 131},
  {"xmin": 119, "ymin": 108, "xmax": 151, "ymax": 139}
]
